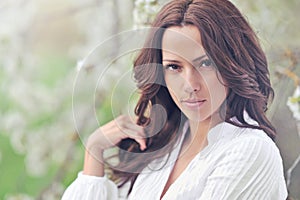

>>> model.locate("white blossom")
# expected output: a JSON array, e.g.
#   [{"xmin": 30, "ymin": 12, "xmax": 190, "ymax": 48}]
[
  {"xmin": 2, "ymin": 112, "xmax": 26, "ymax": 137},
  {"xmin": 10, "ymin": 129, "xmax": 27, "ymax": 155},
  {"xmin": 133, "ymin": 0, "xmax": 161, "ymax": 29},
  {"xmin": 4, "ymin": 194, "xmax": 34, "ymax": 200},
  {"xmin": 40, "ymin": 182, "xmax": 65, "ymax": 200},
  {"xmin": 287, "ymin": 86, "xmax": 300, "ymax": 121},
  {"xmin": 1, "ymin": 0, "xmax": 297, "ymax": 199}
]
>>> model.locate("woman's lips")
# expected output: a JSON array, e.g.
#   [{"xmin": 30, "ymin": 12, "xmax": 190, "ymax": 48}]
[{"xmin": 181, "ymin": 99, "xmax": 206, "ymax": 109}]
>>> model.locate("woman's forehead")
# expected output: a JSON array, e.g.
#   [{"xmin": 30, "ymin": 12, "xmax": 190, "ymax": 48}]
[{"xmin": 161, "ymin": 26, "xmax": 206, "ymax": 61}]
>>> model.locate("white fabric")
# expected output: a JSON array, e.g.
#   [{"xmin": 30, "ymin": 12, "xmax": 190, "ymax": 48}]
[{"xmin": 62, "ymin": 121, "xmax": 288, "ymax": 200}]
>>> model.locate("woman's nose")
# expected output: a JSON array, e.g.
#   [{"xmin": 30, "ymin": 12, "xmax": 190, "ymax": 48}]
[{"xmin": 183, "ymin": 68, "xmax": 202, "ymax": 94}]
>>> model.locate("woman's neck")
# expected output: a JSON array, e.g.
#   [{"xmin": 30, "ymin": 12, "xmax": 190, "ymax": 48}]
[{"xmin": 183, "ymin": 113, "xmax": 224, "ymax": 157}]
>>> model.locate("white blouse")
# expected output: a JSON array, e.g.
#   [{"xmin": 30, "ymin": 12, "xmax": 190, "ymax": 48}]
[{"xmin": 62, "ymin": 120, "xmax": 288, "ymax": 200}]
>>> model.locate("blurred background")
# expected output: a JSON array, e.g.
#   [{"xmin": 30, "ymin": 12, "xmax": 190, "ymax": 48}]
[{"xmin": 0, "ymin": 0, "xmax": 299, "ymax": 199}]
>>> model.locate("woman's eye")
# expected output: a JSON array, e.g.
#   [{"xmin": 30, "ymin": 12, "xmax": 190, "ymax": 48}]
[
  {"xmin": 164, "ymin": 64, "xmax": 181, "ymax": 71},
  {"xmin": 199, "ymin": 59, "xmax": 213, "ymax": 68}
]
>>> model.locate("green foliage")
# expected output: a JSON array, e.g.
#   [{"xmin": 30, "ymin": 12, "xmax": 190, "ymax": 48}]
[
  {"xmin": 0, "ymin": 134, "xmax": 56, "ymax": 198},
  {"xmin": 1, "ymin": 0, "xmax": 299, "ymax": 199},
  {"xmin": 36, "ymin": 54, "xmax": 75, "ymax": 88},
  {"xmin": 290, "ymin": 97, "xmax": 300, "ymax": 104}
]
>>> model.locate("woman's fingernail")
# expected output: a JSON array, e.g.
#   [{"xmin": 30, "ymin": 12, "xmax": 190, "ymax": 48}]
[{"xmin": 140, "ymin": 145, "xmax": 146, "ymax": 151}]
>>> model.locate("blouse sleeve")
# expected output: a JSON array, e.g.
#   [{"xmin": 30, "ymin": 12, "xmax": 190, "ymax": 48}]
[
  {"xmin": 199, "ymin": 133, "xmax": 288, "ymax": 200},
  {"xmin": 61, "ymin": 172, "xmax": 129, "ymax": 200}
]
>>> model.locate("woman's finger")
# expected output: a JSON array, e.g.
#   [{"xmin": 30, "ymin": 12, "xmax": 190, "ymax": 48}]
[
  {"xmin": 115, "ymin": 115, "xmax": 145, "ymax": 138},
  {"xmin": 123, "ymin": 122, "xmax": 144, "ymax": 135},
  {"xmin": 134, "ymin": 138, "xmax": 147, "ymax": 151}
]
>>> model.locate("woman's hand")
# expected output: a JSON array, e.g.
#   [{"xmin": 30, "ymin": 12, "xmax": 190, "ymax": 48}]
[{"xmin": 83, "ymin": 115, "xmax": 146, "ymax": 177}]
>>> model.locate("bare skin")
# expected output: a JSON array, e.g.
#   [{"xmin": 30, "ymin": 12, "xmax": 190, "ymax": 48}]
[
  {"xmin": 83, "ymin": 25, "xmax": 227, "ymax": 199},
  {"xmin": 83, "ymin": 115, "xmax": 146, "ymax": 176},
  {"xmin": 159, "ymin": 25, "xmax": 227, "ymax": 198},
  {"xmin": 160, "ymin": 118, "xmax": 220, "ymax": 198}
]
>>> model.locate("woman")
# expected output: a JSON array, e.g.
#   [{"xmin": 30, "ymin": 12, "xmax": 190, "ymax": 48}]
[{"xmin": 62, "ymin": 0, "xmax": 288, "ymax": 199}]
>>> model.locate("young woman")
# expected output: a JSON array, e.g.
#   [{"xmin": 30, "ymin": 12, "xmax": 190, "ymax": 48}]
[{"xmin": 62, "ymin": 0, "xmax": 288, "ymax": 199}]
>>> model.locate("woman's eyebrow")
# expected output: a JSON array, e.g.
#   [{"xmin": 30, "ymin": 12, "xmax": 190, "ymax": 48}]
[
  {"xmin": 162, "ymin": 59, "xmax": 182, "ymax": 63},
  {"xmin": 162, "ymin": 54, "xmax": 207, "ymax": 64},
  {"xmin": 192, "ymin": 54, "xmax": 207, "ymax": 63}
]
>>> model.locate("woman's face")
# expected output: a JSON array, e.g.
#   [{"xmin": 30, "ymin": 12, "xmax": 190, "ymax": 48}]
[{"xmin": 162, "ymin": 25, "xmax": 227, "ymax": 123}]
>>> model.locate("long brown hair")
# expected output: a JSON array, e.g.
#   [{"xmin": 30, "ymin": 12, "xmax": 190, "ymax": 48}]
[{"xmin": 110, "ymin": 0, "xmax": 276, "ymax": 194}]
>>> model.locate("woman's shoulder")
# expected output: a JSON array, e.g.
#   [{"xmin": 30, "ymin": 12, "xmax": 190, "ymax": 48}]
[
  {"xmin": 223, "ymin": 122, "xmax": 277, "ymax": 146},
  {"xmin": 202, "ymin": 123, "xmax": 288, "ymax": 199},
  {"xmin": 215, "ymin": 122, "xmax": 283, "ymax": 167}
]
